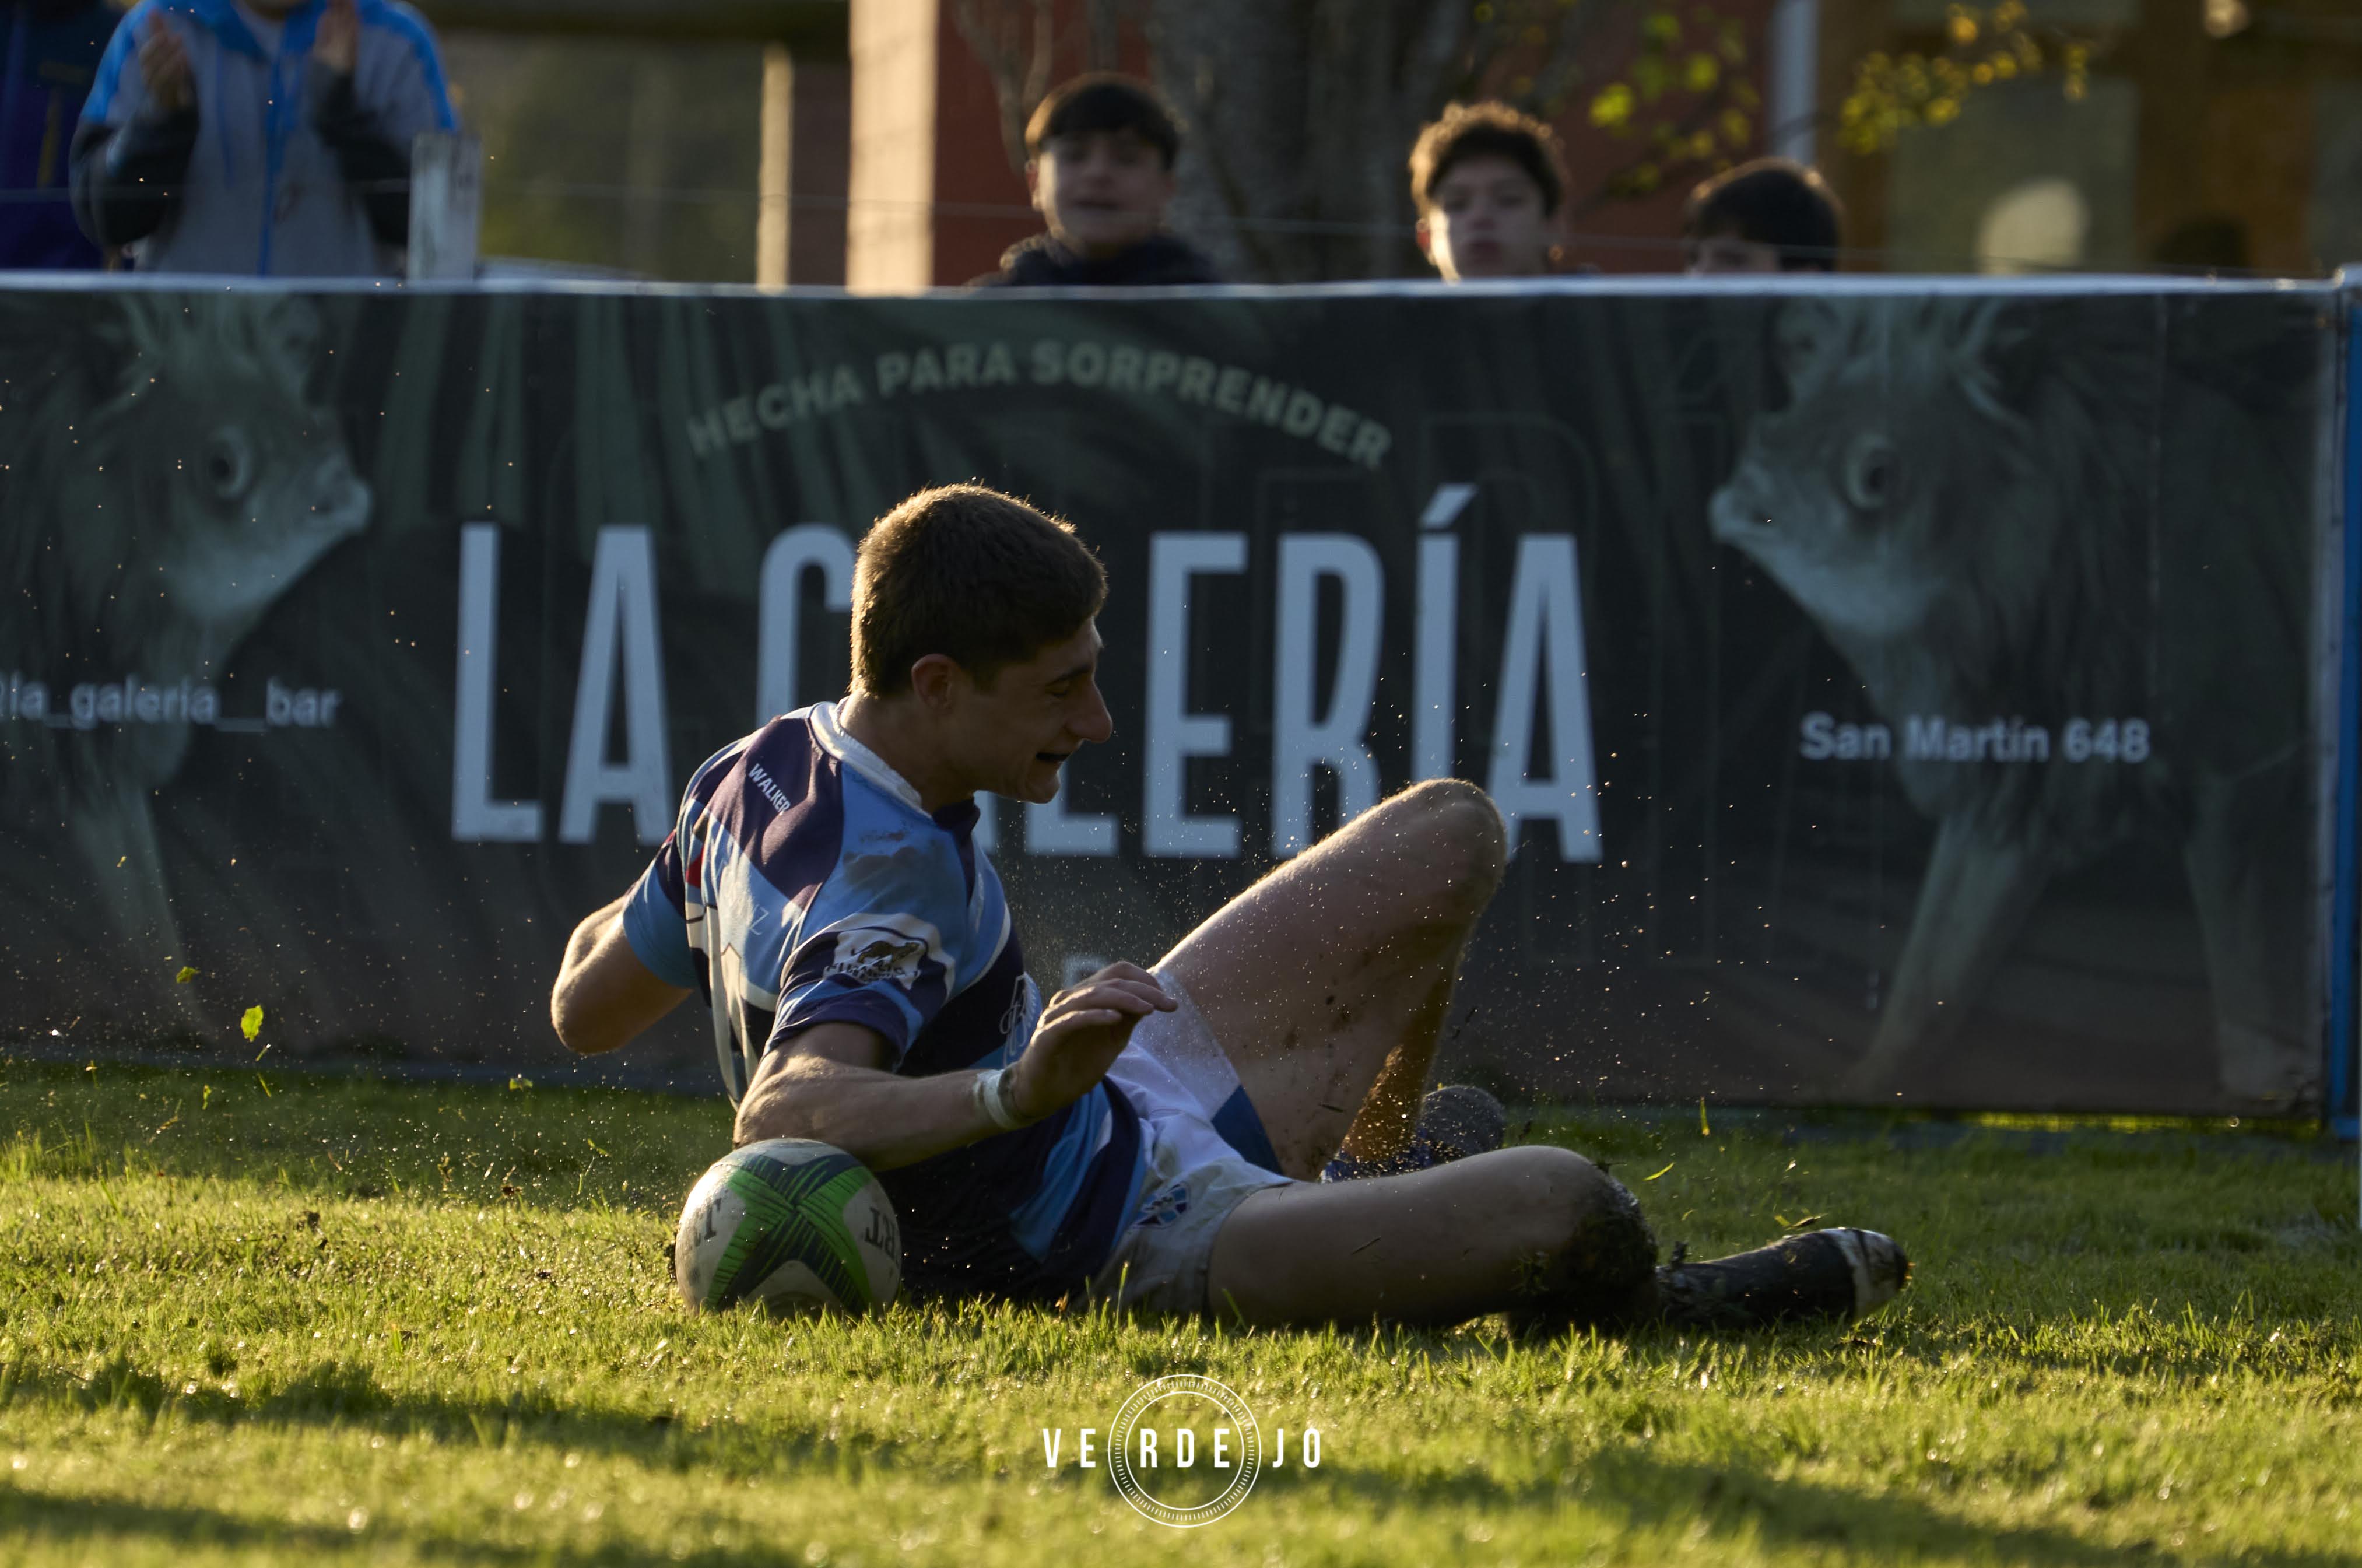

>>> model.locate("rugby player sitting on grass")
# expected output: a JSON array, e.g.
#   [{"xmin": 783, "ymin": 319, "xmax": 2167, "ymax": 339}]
[{"xmin": 551, "ymin": 485, "xmax": 1908, "ymax": 1330}]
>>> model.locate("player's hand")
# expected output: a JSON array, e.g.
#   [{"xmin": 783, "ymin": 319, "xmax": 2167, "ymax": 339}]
[
  {"xmin": 1007, "ymin": 963, "xmax": 1175, "ymax": 1121},
  {"xmin": 315, "ymin": 0, "xmax": 360, "ymax": 76},
  {"xmin": 136, "ymin": 16, "xmax": 195, "ymax": 115}
]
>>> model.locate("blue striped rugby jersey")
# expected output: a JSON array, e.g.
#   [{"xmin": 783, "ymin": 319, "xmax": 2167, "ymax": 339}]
[{"xmin": 622, "ymin": 702, "xmax": 1147, "ymax": 1299}]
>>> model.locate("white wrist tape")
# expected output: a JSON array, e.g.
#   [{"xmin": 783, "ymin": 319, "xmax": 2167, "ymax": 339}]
[{"xmin": 972, "ymin": 1067, "xmax": 1036, "ymax": 1132}]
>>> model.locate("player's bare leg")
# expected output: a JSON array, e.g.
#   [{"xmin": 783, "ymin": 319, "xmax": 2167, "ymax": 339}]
[
  {"xmin": 1205, "ymin": 1147, "xmax": 1909, "ymax": 1331},
  {"xmin": 1157, "ymin": 777, "xmax": 1507, "ymax": 1179},
  {"xmin": 1205, "ymin": 1145, "xmax": 1659, "ymax": 1328},
  {"xmin": 1164, "ymin": 777, "xmax": 1909, "ymax": 1332}
]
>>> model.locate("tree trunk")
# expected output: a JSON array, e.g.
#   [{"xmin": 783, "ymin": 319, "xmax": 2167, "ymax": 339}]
[{"xmin": 1147, "ymin": 0, "xmax": 1472, "ymax": 280}]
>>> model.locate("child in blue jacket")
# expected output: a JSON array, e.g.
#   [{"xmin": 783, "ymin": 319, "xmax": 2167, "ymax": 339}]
[{"xmin": 69, "ymin": 0, "xmax": 452, "ymax": 276}]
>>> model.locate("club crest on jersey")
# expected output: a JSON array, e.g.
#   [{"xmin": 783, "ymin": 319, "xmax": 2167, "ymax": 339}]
[
  {"xmin": 823, "ymin": 914, "xmax": 943, "ymax": 990},
  {"xmin": 1133, "ymin": 1179, "xmax": 1191, "ymax": 1229}
]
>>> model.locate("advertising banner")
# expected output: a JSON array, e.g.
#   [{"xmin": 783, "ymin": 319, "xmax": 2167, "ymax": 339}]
[{"xmin": 0, "ymin": 279, "xmax": 2335, "ymax": 1114}]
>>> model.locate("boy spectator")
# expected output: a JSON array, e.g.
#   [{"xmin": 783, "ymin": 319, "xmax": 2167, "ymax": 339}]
[
  {"xmin": 1682, "ymin": 157, "xmax": 1844, "ymax": 273},
  {"xmin": 70, "ymin": 0, "xmax": 454, "ymax": 277},
  {"xmin": 972, "ymin": 72, "xmax": 1217, "ymax": 288},
  {"xmin": 1408, "ymin": 100, "xmax": 1570, "ymax": 282},
  {"xmin": 1, "ymin": 1, "xmax": 113, "ymax": 269}
]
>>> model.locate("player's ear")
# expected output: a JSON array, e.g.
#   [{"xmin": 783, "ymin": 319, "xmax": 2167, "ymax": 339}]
[
  {"xmin": 1415, "ymin": 216, "xmax": 1434, "ymax": 260},
  {"xmin": 1025, "ymin": 159, "xmax": 1044, "ymax": 215},
  {"xmin": 906, "ymin": 653, "xmax": 966, "ymax": 713}
]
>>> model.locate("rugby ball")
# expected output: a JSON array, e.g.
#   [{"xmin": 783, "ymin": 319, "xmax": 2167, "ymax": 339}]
[{"xmin": 673, "ymin": 1139, "xmax": 901, "ymax": 1316}]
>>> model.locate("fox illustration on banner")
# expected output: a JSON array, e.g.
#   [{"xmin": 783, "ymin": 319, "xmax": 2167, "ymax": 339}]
[
  {"xmin": 0, "ymin": 293, "xmax": 369, "ymax": 1008},
  {"xmin": 1712, "ymin": 295, "xmax": 2314, "ymax": 1105}
]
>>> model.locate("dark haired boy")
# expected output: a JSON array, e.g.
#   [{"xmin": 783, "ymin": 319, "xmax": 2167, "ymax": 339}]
[
  {"xmin": 552, "ymin": 485, "xmax": 1907, "ymax": 1329},
  {"xmin": 973, "ymin": 72, "xmax": 1217, "ymax": 287},
  {"xmin": 1682, "ymin": 157, "xmax": 1844, "ymax": 273},
  {"xmin": 1408, "ymin": 100, "xmax": 1570, "ymax": 282}
]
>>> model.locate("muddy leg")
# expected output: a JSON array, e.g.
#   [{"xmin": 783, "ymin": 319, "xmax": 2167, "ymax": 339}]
[
  {"xmin": 1205, "ymin": 1145, "xmax": 1656, "ymax": 1328},
  {"xmin": 1158, "ymin": 779, "xmax": 1507, "ymax": 1180}
]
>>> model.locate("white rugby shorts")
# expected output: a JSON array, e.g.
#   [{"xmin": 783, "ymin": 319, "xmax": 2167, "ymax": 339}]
[{"xmin": 1089, "ymin": 971, "xmax": 1295, "ymax": 1316}]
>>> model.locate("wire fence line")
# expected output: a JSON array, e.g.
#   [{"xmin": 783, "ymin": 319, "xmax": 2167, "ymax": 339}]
[
  {"xmin": 3, "ymin": 178, "xmax": 2321, "ymax": 279},
  {"xmin": 13, "ymin": 177, "xmax": 1421, "ymax": 233}
]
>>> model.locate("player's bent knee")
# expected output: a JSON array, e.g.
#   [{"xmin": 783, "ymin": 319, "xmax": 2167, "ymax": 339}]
[
  {"xmin": 1479, "ymin": 1146, "xmax": 1623, "ymax": 1250},
  {"xmin": 1370, "ymin": 779, "xmax": 1507, "ymax": 920},
  {"xmin": 1484, "ymin": 1146, "xmax": 1658, "ymax": 1330}
]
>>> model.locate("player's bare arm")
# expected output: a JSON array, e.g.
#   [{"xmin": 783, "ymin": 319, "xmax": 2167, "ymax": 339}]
[
  {"xmin": 551, "ymin": 892, "xmax": 689, "ymax": 1055},
  {"xmin": 733, "ymin": 964, "xmax": 1177, "ymax": 1167}
]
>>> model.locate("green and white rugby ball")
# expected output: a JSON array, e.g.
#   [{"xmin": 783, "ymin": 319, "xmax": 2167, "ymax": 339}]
[{"xmin": 673, "ymin": 1139, "xmax": 900, "ymax": 1316}]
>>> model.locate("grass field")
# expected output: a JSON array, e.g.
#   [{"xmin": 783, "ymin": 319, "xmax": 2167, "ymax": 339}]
[{"xmin": 1, "ymin": 1056, "xmax": 2358, "ymax": 1566}]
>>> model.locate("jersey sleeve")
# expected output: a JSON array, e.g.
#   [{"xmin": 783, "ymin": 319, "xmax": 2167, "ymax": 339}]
[
  {"xmin": 621, "ymin": 831, "xmax": 697, "ymax": 991},
  {"xmin": 770, "ymin": 836, "xmax": 973, "ymax": 1069}
]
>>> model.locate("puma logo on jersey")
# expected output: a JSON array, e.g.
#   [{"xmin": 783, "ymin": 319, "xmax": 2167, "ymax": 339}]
[{"xmin": 822, "ymin": 914, "xmax": 945, "ymax": 990}]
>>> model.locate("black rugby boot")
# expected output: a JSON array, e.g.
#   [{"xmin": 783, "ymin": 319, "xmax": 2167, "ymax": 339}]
[{"xmin": 1652, "ymin": 1227, "xmax": 1910, "ymax": 1328}]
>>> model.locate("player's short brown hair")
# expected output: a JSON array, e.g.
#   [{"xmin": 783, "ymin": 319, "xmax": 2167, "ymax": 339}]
[
  {"xmin": 1025, "ymin": 73, "xmax": 1183, "ymax": 170},
  {"xmin": 1409, "ymin": 100, "xmax": 1569, "ymax": 217},
  {"xmin": 851, "ymin": 485, "xmax": 1107, "ymax": 697}
]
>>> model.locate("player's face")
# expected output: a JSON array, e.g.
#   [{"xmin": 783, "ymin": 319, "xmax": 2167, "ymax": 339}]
[
  {"xmin": 1687, "ymin": 233, "xmax": 1784, "ymax": 274},
  {"xmin": 956, "ymin": 620, "xmax": 1113, "ymax": 805},
  {"xmin": 1419, "ymin": 155, "xmax": 1559, "ymax": 281},
  {"xmin": 1030, "ymin": 129, "xmax": 1175, "ymax": 260}
]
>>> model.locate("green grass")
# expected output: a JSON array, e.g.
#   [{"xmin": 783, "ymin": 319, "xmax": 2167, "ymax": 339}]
[{"xmin": 1, "ymin": 1058, "xmax": 2359, "ymax": 1566}]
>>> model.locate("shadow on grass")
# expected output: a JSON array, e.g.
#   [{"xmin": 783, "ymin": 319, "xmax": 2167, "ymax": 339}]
[
  {"xmin": 11, "ymin": 1355, "xmax": 910, "ymax": 1479},
  {"xmin": 1587, "ymin": 1448, "xmax": 2343, "ymax": 1566},
  {"xmin": 1313, "ymin": 1447, "xmax": 2343, "ymax": 1567},
  {"xmin": 3, "ymin": 1436, "xmax": 2343, "ymax": 1567},
  {"xmin": 0, "ymin": 1491, "xmax": 469, "ymax": 1564},
  {"xmin": 22, "ymin": 1355, "xmax": 2353, "ymax": 1567},
  {"xmin": 0, "ymin": 1487, "xmax": 797, "ymax": 1566}
]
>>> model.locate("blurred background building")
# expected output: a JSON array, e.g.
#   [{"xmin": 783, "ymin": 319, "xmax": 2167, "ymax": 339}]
[{"xmin": 368, "ymin": 1, "xmax": 2362, "ymax": 283}]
